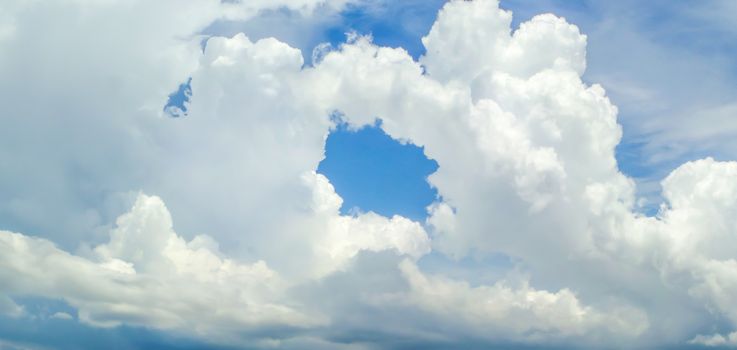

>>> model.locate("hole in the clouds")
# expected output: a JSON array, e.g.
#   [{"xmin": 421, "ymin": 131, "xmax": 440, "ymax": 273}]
[
  {"xmin": 317, "ymin": 120, "xmax": 438, "ymax": 221},
  {"xmin": 615, "ymin": 140, "xmax": 660, "ymax": 216},
  {"xmin": 326, "ymin": 0, "xmax": 447, "ymax": 59},
  {"xmin": 163, "ymin": 78, "xmax": 192, "ymax": 118}
]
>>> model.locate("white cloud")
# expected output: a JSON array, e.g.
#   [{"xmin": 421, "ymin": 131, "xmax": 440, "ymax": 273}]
[
  {"xmin": 421, "ymin": 0, "xmax": 586, "ymax": 84},
  {"xmin": 0, "ymin": 194, "xmax": 314, "ymax": 341},
  {"xmin": 654, "ymin": 159, "xmax": 737, "ymax": 329},
  {"xmin": 2, "ymin": 0, "xmax": 737, "ymax": 348},
  {"xmin": 398, "ymin": 259, "xmax": 648, "ymax": 342},
  {"xmin": 307, "ymin": 172, "xmax": 431, "ymax": 277},
  {"xmin": 691, "ymin": 331, "xmax": 737, "ymax": 347}
]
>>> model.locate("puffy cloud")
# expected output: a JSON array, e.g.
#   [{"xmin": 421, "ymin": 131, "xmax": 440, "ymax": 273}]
[
  {"xmin": 0, "ymin": 187, "xmax": 434, "ymax": 346},
  {"xmin": 2, "ymin": 0, "xmax": 737, "ymax": 348},
  {"xmin": 301, "ymin": 0, "xmax": 737, "ymax": 346},
  {"xmin": 660, "ymin": 158, "xmax": 737, "ymax": 262},
  {"xmin": 421, "ymin": 0, "xmax": 586, "ymax": 84},
  {"xmin": 397, "ymin": 259, "xmax": 648, "ymax": 343},
  {"xmin": 647, "ymin": 159, "xmax": 737, "ymax": 340},
  {"xmin": 0, "ymin": 194, "xmax": 313, "ymax": 342},
  {"xmin": 307, "ymin": 173, "xmax": 431, "ymax": 277},
  {"xmin": 0, "ymin": 0, "xmax": 356, "ymax": 250},
  {"xmin": 4, "ymin": 187, "xmax": 626, "ymax": 347}
]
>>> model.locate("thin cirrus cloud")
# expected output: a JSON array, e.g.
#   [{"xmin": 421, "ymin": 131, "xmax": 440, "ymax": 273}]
[{"xmin": 1, "ymin": 0, "xmax": 737, "ymax": 349}]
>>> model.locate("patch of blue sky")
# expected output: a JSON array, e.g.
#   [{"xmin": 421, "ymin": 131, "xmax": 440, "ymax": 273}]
[
  {"xmin": 317, "ymin": 120, "xmax": 438, "ymax": 222},
  {"xmin": 501, "ymin": 0, "xmax": 593, "ymax": 31},
  {"xmin": 323, "ymin": 0, "xmax": 447, "ymax": 59},
  {"xmin": 163, "ymin": 78, "xmax": 192, "ymax": 118},
  {"xmin": 201, "ymin": 1, "xmax": 446, "ymax": 64}
]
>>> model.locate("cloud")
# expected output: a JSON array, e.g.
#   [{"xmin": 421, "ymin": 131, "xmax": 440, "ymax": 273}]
[
  {"xmin": 0, "ymin": 296, "xmax": 25, "ymax": 319},
  {"xmin": 0, "ymin": 0, "xmax": 358, "ymax": 250},
  {"xmin": 691, "ymin": 331, "xmax": 737, "ymax": 347},
  {"xmin": 2, "ymin": 0, "xmax": 737, "ymax": 348},
  {"xmin": 0, "ymin": 195, "xmax": 313, "ymax": 340},
  {"xmin": 397, "ymin": 259, "xmax": 647, "ymax": 343},
  {"xmin": 49, "ymin": 313, "xmax": 73, "ymax": 321},
  {"xmin": 421, "ymin": 2, "xmax": 586, "ymax": 83}
]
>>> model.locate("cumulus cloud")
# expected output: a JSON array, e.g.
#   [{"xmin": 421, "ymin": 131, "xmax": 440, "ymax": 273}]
[
  {"xmin": 421, "ymin": 1, "xmax": 587, "ymax": 83},
  {"xmin": 397, "ymin": 259, "xmax": 648, "ymax": 342},
  {"xmin": 0, "ymin": 195, "xmax": 312, "ymax": 339},
  {"xmin": 2, "ymin": 0, "xmax": 737, "ymax": 348}
]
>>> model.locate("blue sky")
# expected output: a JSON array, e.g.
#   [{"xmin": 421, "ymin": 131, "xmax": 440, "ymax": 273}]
[
  {"xmin": 317, "ymin": 120, "xmax": 438, "ymax": 221},
  {"xmin": 3, "ymin": 0, "xmax": 737, "ymax": 349}
]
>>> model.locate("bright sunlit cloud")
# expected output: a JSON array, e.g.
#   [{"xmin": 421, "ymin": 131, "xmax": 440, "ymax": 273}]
[{"xmin": 1, "ymin": 1, "xmax": 737, "ymax": 349}]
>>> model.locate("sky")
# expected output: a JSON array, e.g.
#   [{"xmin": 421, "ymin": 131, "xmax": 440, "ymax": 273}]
[{"xmin": 2, "ymin": 0, "xmax": 737, "ymax": 349}]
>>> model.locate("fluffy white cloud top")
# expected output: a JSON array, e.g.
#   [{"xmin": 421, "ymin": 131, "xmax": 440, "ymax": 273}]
[{"xmin": 1, "ymin": 0, "xmax": 737, "ymax": 348}]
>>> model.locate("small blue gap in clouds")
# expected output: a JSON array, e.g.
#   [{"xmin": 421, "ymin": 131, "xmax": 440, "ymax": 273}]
[
  {"xmin": 323, "ymin": 0, "xmax": 447, "ymax": 60},
  {"xmin": 163, "ymin": 77, "xmax": 193, "ymax": 118},
  {"xmin": 317, "ymin": 120, "xmax": 439, "ymax": 222},
  {"xmin": 501, "ymin": 0, "xmax": 593, "ymax": 32},
  {"xmin": 615, "ymin": 139, "xmax": 662, "ymax": 217},
  {"xmin": 615, "ymin": 139, "xmax": 653, "ymax": 179}
]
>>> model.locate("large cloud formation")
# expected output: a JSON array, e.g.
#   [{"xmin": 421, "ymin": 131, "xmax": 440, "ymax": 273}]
[{"xmin": 1, "ymin": 0, "xmax": 736, "ymax": 348}]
